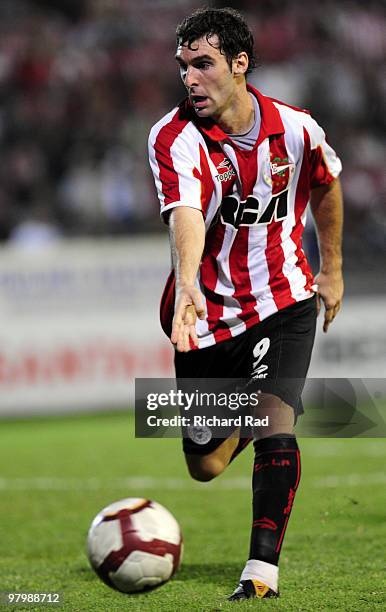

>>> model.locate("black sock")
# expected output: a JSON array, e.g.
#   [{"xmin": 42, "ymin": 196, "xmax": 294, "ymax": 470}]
[{"xmin": 249, "ymin": 435, "xmax": 301, "ymax": 566}]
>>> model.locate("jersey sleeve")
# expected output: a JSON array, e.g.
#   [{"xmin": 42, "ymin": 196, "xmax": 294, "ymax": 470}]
[
  {"xmin": 304, "ymin": 116, "xmax": 342, "ymax": 189},
  {"xmin": 148, "ymin": 121, "xmax": 204, "ymax": 222}
]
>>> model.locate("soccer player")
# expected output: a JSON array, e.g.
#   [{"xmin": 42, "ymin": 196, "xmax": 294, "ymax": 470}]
[{"xmin": 148, "ymin": 7, "xmax": 343, "ymax": 601}]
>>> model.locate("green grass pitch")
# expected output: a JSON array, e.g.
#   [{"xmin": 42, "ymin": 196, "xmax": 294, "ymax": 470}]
[{"xmin": 0, "ymin": 412, "xmax": 385, "ymax": 611}]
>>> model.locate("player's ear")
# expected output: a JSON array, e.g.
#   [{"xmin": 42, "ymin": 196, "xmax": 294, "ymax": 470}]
[{"xmin": 233, "ymin": 52, "xmax": 249, "ymax": 77}]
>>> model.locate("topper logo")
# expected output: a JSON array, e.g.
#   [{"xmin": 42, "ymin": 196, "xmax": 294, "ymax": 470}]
[{"xmin": 215, "ymin": 158, "xmax": 235, "ymax": 182}]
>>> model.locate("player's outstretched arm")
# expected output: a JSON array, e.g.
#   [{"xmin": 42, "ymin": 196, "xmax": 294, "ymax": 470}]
[
  {"xmin": 311, "ymin": 178, "xmax": 344, "ymax": 333},
  {"xmin": 169, "ymin": 207, "xmax": 206, "ymax": 352}
]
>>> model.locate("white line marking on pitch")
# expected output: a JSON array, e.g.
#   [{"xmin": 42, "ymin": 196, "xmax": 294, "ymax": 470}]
[
  {"xmin": 0, "ymin": 473, "xmax": 385, "ymax": 491},
  {"xmin": 304, "ymin": 442, "xmax": 386, "ymax": 457}
]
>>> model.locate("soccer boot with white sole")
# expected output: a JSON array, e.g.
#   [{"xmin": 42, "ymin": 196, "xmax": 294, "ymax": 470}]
[{"xmin": 228, "ymin": 579, "xmax": 279, "ymax": 601}]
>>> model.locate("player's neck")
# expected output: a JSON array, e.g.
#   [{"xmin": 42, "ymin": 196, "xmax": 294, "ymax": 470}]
[{"xmin": 215, "ymin": 85, "xmax": 254, "ymax": 135}]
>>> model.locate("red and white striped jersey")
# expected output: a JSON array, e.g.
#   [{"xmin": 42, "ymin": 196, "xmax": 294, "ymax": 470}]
[{"xmin": 148, "ymin": 85, "xmax": 342, "ymax": 349}]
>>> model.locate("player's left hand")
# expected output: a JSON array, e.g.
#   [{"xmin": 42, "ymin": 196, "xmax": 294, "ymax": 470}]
[{"xmin": 313, "ymin": 269, "xmax": 344, "ymax": 333}]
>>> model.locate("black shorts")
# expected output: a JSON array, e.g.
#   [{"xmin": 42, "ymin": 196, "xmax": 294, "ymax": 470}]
[{"xmin": 175, "ymin": 295, "xmax": 317, "ymax": 455}]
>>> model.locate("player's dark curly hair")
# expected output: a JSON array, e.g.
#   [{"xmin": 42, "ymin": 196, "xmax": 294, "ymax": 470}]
[{"xmin": 176, "ymin": 7, "xmax": 256, "ymax": 76}]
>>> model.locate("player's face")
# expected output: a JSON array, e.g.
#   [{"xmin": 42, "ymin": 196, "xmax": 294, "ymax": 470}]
[{"xmin": 175, "ymin": 35, "xmax": 239, "ymax": 121}]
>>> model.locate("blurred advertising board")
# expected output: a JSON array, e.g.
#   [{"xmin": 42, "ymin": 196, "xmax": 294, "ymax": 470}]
[
  {"xmin": 309, "ymin": 297, "xmax": 385, "ymax": 378},
  {"xmin": 0, "ymin": 237, "xmax": 384, "ymax": 416},
  {"xmin": 0, "ymin": 237, "xmax": 174, "ymax": 416}
]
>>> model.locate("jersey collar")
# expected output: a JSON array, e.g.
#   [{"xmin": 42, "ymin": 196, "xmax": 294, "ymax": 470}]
[{"xmin": 185, "ymin": 84, "xmax": 285, "ymax": 146}]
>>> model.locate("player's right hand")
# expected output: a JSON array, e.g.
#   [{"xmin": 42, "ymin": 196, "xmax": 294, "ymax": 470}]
[{"xmin": 171, "ymin": 286, "xmax": 205, "ymax": 352}]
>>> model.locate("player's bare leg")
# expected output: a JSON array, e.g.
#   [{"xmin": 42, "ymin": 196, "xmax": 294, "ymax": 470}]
[
  {"xmin": 184, "ymin": 393, "xmax": 294, "ymax": 481},
  {"xmin": 184, "ymin": 429, "xmax": 240, "ymax": 481}
]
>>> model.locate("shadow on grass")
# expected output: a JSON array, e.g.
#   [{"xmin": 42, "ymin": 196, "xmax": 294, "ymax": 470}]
[
  {"xmin": 177, "ymin": 562, "xmax": 241, "ymax": 584},
  {"xmin": 76, "ymin": 561, "xmax": 240, "ymax": 587}
]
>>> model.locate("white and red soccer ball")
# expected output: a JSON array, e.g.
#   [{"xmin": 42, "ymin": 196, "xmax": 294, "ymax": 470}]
[{"xmin": 87, "ymin": 498, "xmax": 183, "ymax": 593}]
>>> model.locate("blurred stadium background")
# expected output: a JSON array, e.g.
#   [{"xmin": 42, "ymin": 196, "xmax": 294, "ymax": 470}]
[{"xmin": 0, "ymin": 0, "xmax": 385, "ymax": 416}]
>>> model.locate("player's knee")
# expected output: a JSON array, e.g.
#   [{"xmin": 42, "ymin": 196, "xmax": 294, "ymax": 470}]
[
  {"xmin": 186, "ymin": 456, "xmax": 226, "ymax": 482},
  {"xmin": 252, "ymin": 393, "xmax": 294, "ymax": 439}
]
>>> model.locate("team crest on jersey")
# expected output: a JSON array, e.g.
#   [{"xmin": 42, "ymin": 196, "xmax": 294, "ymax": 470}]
[
  {"xmin": 215, "ymin": 157, "xmax": 236, "ymax": 183},
  {"xmin": 263, "ymin": 155, "xmax": 295, "ymax": 195}
]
